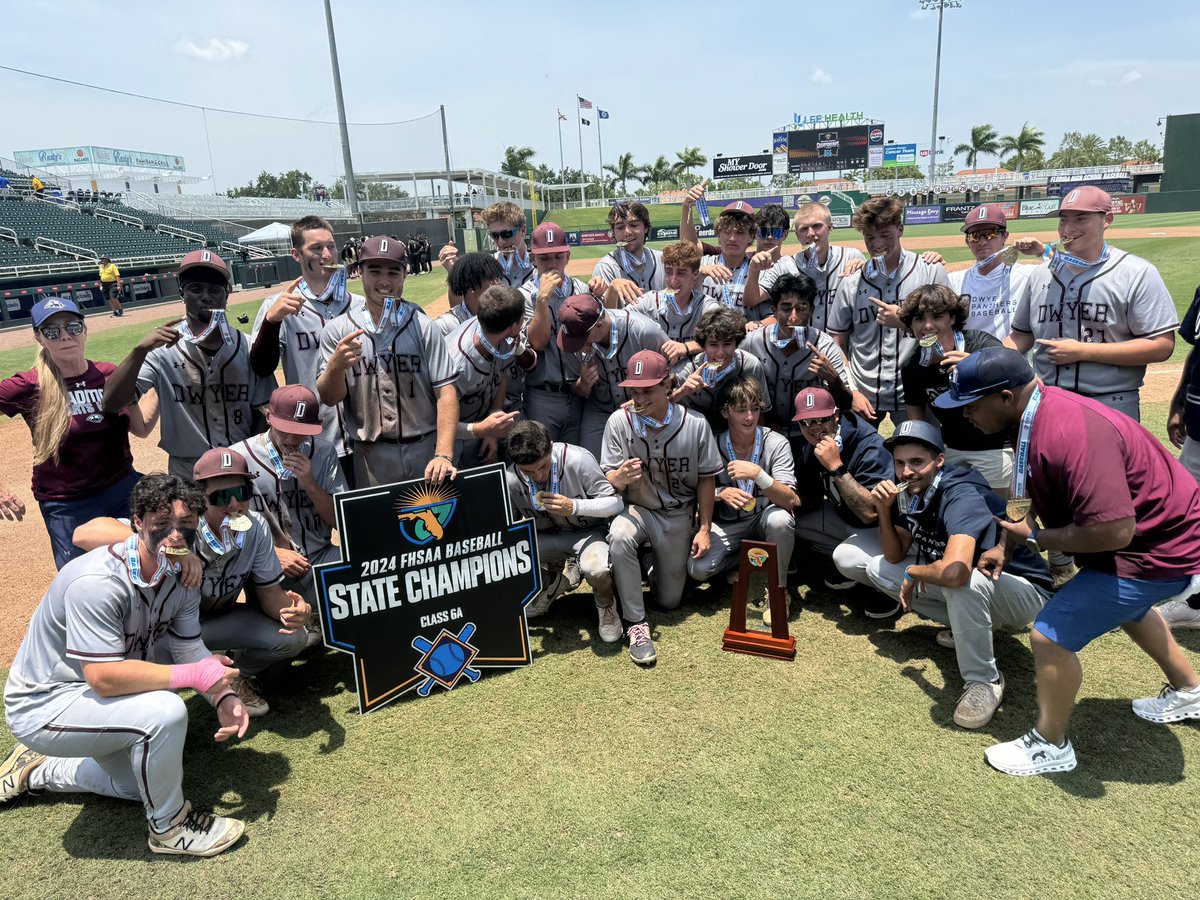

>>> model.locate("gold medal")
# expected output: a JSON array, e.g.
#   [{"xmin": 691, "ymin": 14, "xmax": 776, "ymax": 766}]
[
  {"xmin": 226, "ymin": 514, "xmax": 252, "ymax": 533},
  {"xmin": 918, "ymin": 333, "xmax": 939, "ymax": 348},
  {"xmin": 162, "ymin": 545, "xmax": 191, "ymax": 557},
  {"xmin": 534, "ymin": 491, "xmax": 547, "ymax": 509},
  {"xmin": 998, "ymin": 246, "xmax": 1019, "ymax": 265},
  {"xmin": 1006, "ymin": 497, "xmax": 1032, "ymax": 522},
  {"xmin": 891, "ymin": 481, "xmax": 909, "ymax": 496},
  {"xmin": 743, "ymin": 498, "xmax": 756, "ymax": 512}
]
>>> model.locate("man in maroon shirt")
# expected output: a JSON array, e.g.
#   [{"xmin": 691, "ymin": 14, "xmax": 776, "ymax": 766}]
[{"xmin": 934, "ymin": 347, "xmax": 1200, "ymax": 776}]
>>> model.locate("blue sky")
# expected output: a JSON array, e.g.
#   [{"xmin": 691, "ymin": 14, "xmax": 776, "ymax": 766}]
[{"xmin": 3, "ymin": 0, "xmax": 1197, "ymax": 193}]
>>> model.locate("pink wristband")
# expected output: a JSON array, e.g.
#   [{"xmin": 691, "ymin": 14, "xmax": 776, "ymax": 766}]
[{"xmin": 168, "ymin": 657, "xmax": 229, "ymax": 693}]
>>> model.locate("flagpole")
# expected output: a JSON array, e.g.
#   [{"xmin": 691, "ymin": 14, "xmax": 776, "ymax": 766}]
[
  {"xmin": 557, "ymin": 111, "xmax": 566, "ymax": 209},
  {"xmin": 576, "ymin": 97, "xmax": 585, "ymax": 204},
  {"xmin": 597, "ymin": 114, "xmax": 606, "ymax": 203}
]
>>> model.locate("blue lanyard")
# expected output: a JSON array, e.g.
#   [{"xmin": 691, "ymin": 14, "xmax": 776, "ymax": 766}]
[
  {"xmin": 719, "ymin": 255, "xmax": 749, "ymax": 308},
  {"xmin": 358, "ymin": 297, "xmax": 411, "ymax": 336},
  {"xmin": 264, "ymin": 435, "xmax": 295, "ymax": 480},
  {"xmin": 527, "ymin": 452, "xmax": 560, "ymax": 511},
  {"xmin": 199, "ymin": 518, "xmax": 245, "ymax": 555},
  {"xmin": 918, "ymin": 330, "xmax": 964, "ymax": 366},
  {"xmin": 767, "ymin": 324, "xmax": 796, "ymax": 349},
  {"xmin": 476, "ymin": 323, "xmax": 517, "ymax": 361},
  {"xmin": 724, "ymin": 428, "xmax": 763, "ymax": 497},
  {"xmin": 1011, "ymin": 385, "xmax": 1042, "ymax": 501},
  {"xmin": 1054, "ymin": 242, "xmax": 1110, "ymax": 272},
  {"xmin": 619, "ymin": 245, "xmax": 649, "ymax": 275},
  {"xmin": 532, "ymin": 272, "xmax": 570, "ymax": 301},
  {"xmin": 298, "ymin": 266, "xmax": 347, "ymax": 306},
  {"xmin": 633, "ymin": 402, "xmax": 675, "ymax": 437},
  {"xmin": 904, "ymin": 471, "xmax": 943, "ymax": 515},
  {"xmin": 178, "ymin": 309, "xmax": 233, "ymax": 346},
  {"xmin": 126, "ymin": 535, "xmax": 169, "ymax": 588}
]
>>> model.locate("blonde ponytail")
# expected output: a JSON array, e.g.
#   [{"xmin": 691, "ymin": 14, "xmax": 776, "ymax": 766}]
[{"xmin": 31, "ymin": 347, "xmax": 72, "ymax": 466}]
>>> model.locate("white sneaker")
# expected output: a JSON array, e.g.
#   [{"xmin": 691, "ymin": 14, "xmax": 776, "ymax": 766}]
[
  {"xmin": 148, "ymin": 801, "xmax": 245, "ymax": 857},
  {"xmin": 1157, "ymin": 599, "xmax": 1200, "ymax": 630},
  {"xmin": 984, "ymin": 729, "xmax": 1076, "ymax": 776},
  {"xmin": 596, "ymin": 602, "xmax": 623, "ymax": 643},
  {"xmin": 1132, "ymin": 683, "xmax": 1200, "ymax": 724},
  {"xmin": 526, "ymin": 572, "xmax": 568, "ymax": 619}
]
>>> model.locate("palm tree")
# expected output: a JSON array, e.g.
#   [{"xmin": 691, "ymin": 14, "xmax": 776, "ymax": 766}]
[
  {"xmin": 674, "ymin": 146, "xmax": 708, "ymax": 183},
  {"xmin": 641, "ymin": 155, "xmax": 677, "ymax": 192},
  {"xmin": 999, "ymin": 122, "xmax": 1045, "ymax": 174},
  {"xmin": 954, "ymin": 124, "xmax": 1002, "ymax": 173},
  {"xmin": 603, "ymin": 152, "xmax": 641, "ymax": 196},
  {"xmin": 500, "ymin": 146, "xmax": 537, "ymax": 179}
]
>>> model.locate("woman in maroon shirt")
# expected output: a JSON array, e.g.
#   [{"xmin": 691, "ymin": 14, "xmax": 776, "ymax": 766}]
[{"xmin": 0, "ymin": 297, "xmax": 157, "ymax": 568}]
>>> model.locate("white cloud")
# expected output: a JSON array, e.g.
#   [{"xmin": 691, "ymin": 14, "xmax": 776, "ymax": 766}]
[
  {"xmin": 174, "ymin": 37, "xmax": 250, "ymax": 64},
  {"xmin": 810, "ymin": 67, "xmax": 833, "ymax": 85},
  {"xmin": 1120, "ymin": 69, "xmax": 1144, "ymax": 84}
]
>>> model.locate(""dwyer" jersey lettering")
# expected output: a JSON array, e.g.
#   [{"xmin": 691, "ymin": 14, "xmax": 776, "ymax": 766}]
[{"xmin": 601, "ymin": 404, "xmax": 722, "ymax": 512}]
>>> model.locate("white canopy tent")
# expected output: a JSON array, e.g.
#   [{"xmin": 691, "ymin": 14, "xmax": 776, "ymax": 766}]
[{"xmin": 238, "ymin": 221, "xmax": 290, "ymax": 243}]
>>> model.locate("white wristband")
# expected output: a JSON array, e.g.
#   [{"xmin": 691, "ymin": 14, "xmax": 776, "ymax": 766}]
[{"xmin": 753, "ymin": 470, "xmax": 774, "ymax": 490}]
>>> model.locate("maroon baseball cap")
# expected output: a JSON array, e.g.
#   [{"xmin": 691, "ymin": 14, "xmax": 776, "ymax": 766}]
[
  {"xmin": 792, "ymin": 387, "xmax": 838, "ymax": 421},
  {"xmin": 557, "ymin": 294, "xmax": 604, "ymax": 352},
  {"xmin": 531, "ymin": 222, "xmax": 568, "ymax": 255},
  {"xmin": 1051, "ymin": 185, "xmax": 1112, "ymax": 216},
  {"xmin": 960, "ymin": 203, "xmax": 1009, "ymax": 232},
  {"xmin": 722, "ymin": 200, "xmax": 755, "ymax": 218},
  {"xmin": 193, "ymin": 447, "xmax": 251, "ymax": 482},
  {"xmin": 358, "ymin": 235, "xmax": 408, "ymax": 263},
  {"xmin": 618, "ymin": 350, "xmax": 670, "ymax": 388},
  {"xmin": 178, "ymin": 249, "xmax": 232, "ymax": 286},
  {"xmin": 269, "ymin": 385, "xmax": 322, "ymax": 436}
]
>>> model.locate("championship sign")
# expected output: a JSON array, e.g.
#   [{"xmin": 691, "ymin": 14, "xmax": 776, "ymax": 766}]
[{"xmin": 313, "ymin": 463, "xmax": 541, "ymax": 713}]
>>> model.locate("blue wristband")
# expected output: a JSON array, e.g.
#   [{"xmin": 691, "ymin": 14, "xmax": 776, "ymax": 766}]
[{"xmin": 902, "ymin": 566, "xmax": 916, "ymax": 584}]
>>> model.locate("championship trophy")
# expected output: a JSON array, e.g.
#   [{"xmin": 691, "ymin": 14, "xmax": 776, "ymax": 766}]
[{"xmin": 721, "ymin": 540, "xmax": 796, "ymax": 660}]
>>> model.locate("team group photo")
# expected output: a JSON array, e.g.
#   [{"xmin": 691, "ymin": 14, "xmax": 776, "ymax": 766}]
[{"xmin": 1, "ymin": 1, "xmax": 1199, "ymax": 896}]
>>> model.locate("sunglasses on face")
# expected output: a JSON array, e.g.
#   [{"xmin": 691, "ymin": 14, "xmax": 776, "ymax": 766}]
[
  {"xmin": 799, "ymin": 415, "xmax": 834, "ymax": 428},
  {"xmin": 489, "ymin": 227, "xmax": 523, "ymax": 241},
  {"xmin": 38, "ymin": 321, "xmax": 85, "ymax": 341},
  {"xmin": 966, "ymin": 229, "xmax": 1004, "ymax": 243},
  {"xmin": 757, "ymin": 227, "xmax": 787, "ymax": 240},
  {"xmin": 207, "ymin": 484, "xmax": 252, "ymax": 507}
]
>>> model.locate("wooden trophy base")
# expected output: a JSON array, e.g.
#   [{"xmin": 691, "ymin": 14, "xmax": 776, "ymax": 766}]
[{"xmin": 721, "ymin": 539, "xmax": 796, "ymax": 660}]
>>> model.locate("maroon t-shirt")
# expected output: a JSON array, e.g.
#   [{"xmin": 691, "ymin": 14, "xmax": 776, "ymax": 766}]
[
  {"xmin": 0, "ymin": 361, "xmax": 135, "ymax": 501},
  {"xmin": 1028, "ymin": 387, "xmax": 1200, "ymax": 580}
]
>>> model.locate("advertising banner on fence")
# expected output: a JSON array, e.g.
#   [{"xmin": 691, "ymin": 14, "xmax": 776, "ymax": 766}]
[
  {"xmin": 1047, "ymin": 176, "xmax": 1132, "ymax": 197},
  {"xmin": 1112, "ymin": 194, "xmax": 1147, "ymax": 214},
  {"xmin": 578, "ymin": 230, "xmax": 615, "ymax": 246},
  {"xmin": 713, "ymin": 155, "xmax": 772, "ymax": 179},
  {"xmin": 313, "ymin": 464, "xmax": 540, "ymax": 713},
  {"xmin": 996, "ymin": 201, "xmax": 1019, "ymax": 220},
  {"xmin": 788, "ymin": 124, "xmax": 882, "ymax": 172},
  {"xmin": 14, "ymin": 147, "xmax": 93, "ymax": 167},
  {"xmin": 13, "ymin": 145, "xmax": 185, "ymax": 171},
  {"xmin": 904, "ymin": 205, "xmax": 943, "ymax": 225},
  {"xmin": 1019, "ymin": 198, "xmax": 1060, "ymax": 217},
  {"xmin": 883, "ymin": 144, "xmax": 918, "ymax": 167},
  {"xmin": 650, "ymin": 226, "xmax": 681, "ymax": 242},
  {"xmin": 943, "ymin": 203, "xmax": 978, "ymax": 222}
]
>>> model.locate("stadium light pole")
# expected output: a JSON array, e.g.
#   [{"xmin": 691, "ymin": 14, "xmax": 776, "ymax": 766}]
[
  {"xmin": 323, "ymin": 0, "xmax": 360, "ymax": 223},
  {"xmin": 920, "ymin": 0, "xmax": 961, "ymax": 187}
]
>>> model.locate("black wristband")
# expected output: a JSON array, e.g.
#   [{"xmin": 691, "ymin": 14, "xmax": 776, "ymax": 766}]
[{"xmin": 829, "ymin": 465, "xmax": 848, "ymax": 479}]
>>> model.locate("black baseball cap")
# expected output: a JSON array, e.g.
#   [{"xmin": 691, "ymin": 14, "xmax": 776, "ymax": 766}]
[
  {"xmin": 931, "ymin": 347, "xmax": 1035, "ymax": 409},
  {"xmin": 884, "ymin": 419, "xmax": 944, "ymax": 454}
]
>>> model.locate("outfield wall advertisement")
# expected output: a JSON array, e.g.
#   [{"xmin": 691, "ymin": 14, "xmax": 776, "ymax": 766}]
[
  {"xmin": 904, "ymin": 205, "xmax": 942, "ymax": 225},
  {"xmin": 712, "ymin": 155, "xmax": 772, "ymax": 179},
  {"xmin": 1019, "ymin": 198, "xmax": 1061, "ymax": 217}
]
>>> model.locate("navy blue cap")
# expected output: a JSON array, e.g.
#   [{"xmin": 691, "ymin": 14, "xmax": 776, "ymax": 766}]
[
  {"xmin": 931, "ymin": 347, "xmax": 1035, "ymax": 409},
  {"xmin": 884, "ymin": 419, "xmax": 945, "ymax": 453},
  {"xmin": 31, "ymin": 296, "xmax": 83, "ymax": 329}
]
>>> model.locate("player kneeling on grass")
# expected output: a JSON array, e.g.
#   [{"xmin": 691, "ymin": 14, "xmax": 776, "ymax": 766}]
[
  {"xmin": 74, "ymin": 449, "xmax": 311, "ymax": 719},
  {"xmin": 933, "ymin": 347, "xmax": 1200, "ymax": 775},
  {"xmin": 627, "ymin": 240, "xmax": 716, "ymax": 365},
  {"xmin": 2, "ymin": 474, "xmax": 249, "ymax": 858},
  {"xmin": 686, "ymin": 377, "xmax": 799, "ymax": 625},
  {"xmin": 505, "ymin": 420, "xmax": 624, "ymax": 641},
  {"xmin": 833, "ymin": 420, "xmax": 1051, "ymax": 730},
  {"xmin": 601, "ymin": 351, "xmax": 722, "ymax": 665}
]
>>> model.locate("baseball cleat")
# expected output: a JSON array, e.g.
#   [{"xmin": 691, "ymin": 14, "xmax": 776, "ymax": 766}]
[
  {"xmin": 0, "ymin": 743, "xmax": 45, "ymax": 802},
  {"xmin": 148, "ymin": 801, "xmax": 245, "ymax": 858},
  {"xmin": 626, "ymin": 622, "xmax": 657, "ymax": 665},
  {"xmin": 596, "ymin": 602, "xmax": 623, "ymax": 643}
]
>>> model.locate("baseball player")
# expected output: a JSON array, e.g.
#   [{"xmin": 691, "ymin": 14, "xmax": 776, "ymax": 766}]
[
  {"xmin": 627, "ymin": 240, "xmax": 717, "ymax": 365},
  {"xmin": 828, "ymin": 197, "xmax": 950, "ymax": 427},
  {"xmin": 686, "ymin": 377, "xmax": 799, "ymax": 622},
  {"xmin": 73, "ymin": 448, "xmax": 311, "ymax": 718},
  {"xmin": 434, "ymin": 251, "xmax": 505, "ymax": 337},
  {"xmin": 589, "ymin": 201, "xmax": 665, "ymax": 304},
  {"xmin": 250, "ymin": 215, "xmax": 359, "ymax": 481},
  {"xmin": 933, "ymin": 347, "xmax": 1200, "ymax": 776},
  {"xmin": 742, "ymin": 273, "xmax": 853, "ymax": 442},
  {"xmin": 227, "ymin": 385, "xmax": 346, "ymax": 649},
  {"xmin": 556, "ymin": 294, "xmax": 668, "ymax": 459},
  {"xmin": 688, "ymin": 199, "xmax": 770, "ymax": 322},
  {"xmin": 316, "ymin": 235, "xmax": 459, "ymax": 487},
  {"xmin": 1007, "ymin": 186, "xmax": 1176, "ymax": 422},
  {"xmin": 833, "ymin": 419, "xmax": 1051, "ymax": 730},
  {"xmin": 444, "ymin": 285, "xmax": 525, "ymax": 467},
  {"xmin": 947, "ymin": 203, "xmax": 1032, "ymax": 339},
  {"xmin": 602, "ymin": 350, "xmax": 722, "ymax": 665},
  {"xmin": 671, "ymin": 307, "xmax": 768, "ymax": 430},
  {"xmin": 505, "ymin": 420, "xmax": 623, "ymax": 641},
  {"xmin": 104, "ymin": 250, "xmax": 275, "ymax": 480},
  {"xmin": 2, "ymin": 474, "xmax": 249, "ymax": 857},
  {"xmin": 440, "ymin": 201, "xmax": 533, "ymax": 287}
]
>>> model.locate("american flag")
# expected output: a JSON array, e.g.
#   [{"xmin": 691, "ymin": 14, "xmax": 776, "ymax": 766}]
[
  {"xmin": 578, "ymin": 96, "xmax": 592, "ymax": 110},
  {"xmin": 557, "ymin": 109, "xmax": 567, "ymax": 121}
]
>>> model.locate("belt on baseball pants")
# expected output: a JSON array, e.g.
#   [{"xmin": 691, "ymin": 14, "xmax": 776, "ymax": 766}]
[
  {"xmin": 370, "ymin": 431, "xmax": 434, "ymax": 445},
  {"xmin": 530, "ymin": 383, "xmax": 570, "ymax": 394}
]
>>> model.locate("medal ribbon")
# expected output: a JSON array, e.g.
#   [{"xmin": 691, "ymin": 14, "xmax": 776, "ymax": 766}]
[
  {"xmin": 599, "ymin": 313, "xmax": 622, "ymax": 360},
  {"xmin": 532, "ymin": 272, "xmax": 571, "ymax": 302},
  {"xmin": 298, "ymin": 266, "xmax": 348, "ymax": 306},
  {"xmin": 725, "ymin": 428, "xmax": 764, "ymax": 505},
  {"xmin": 178, "ymin": 309, "xmax": 233, "ymax": 346},
  {"xmin": 719, "ymin": 255, "xmax": 749, "ymax": 308},
  {"xmin": 264, "ymin": 436, "xmax": 295, "ymax": 480},
  {"xmin": 768, "ymin": 323, "xmax": 795, "ymax": 350},
  {"xmin": 619, "ymin": 245, "xmax": 649, "ymax": 276},
  {"xmin": 802, "ymin": 244, "xmax": 822, "ymax": 271},
  {"xmin": 867, "ymin": 252, "xmax": 900, "ymax": 280},
  {"xmin": 919, "ymin": 330, "xmax": 965, "ymax": 366},
  {"xmin": 476, "ymin": 323, "xmax": 517, "ymax": 361},
  {"xmin": 632, "ymin": 401, "xmax": 675, "ymax": 437},
  {"xmin": 526, "ymin": 452, "xmax": 561, "ymax": 511},
  {"xmin": 905, "ymin": 471, "xmax": 943, "ymax": 515},
  {"xmin": 358, "ymin": 297, "xmax": 411, "ymax": 336},
  {"xmin": 1011, "ymin": 385, "xmax": 1042, "ymax": 502},
  {"xmin": 126, "ymin": 535, "xmax": 170, "ymax": 589},
  {"xmin": 499, "ymin": 246, "xmax": 530, "ymax": 278},
  {"xmin": 700, "ymin": 354, "xmax": 735, "ymax": 388},
  {"xmin": 1054, "ymin": 242, "xmax": 1111, "ymax": 271},
  {"xmin": 199, "ymin": 518, "xmax": 245, "ymax": 555}
]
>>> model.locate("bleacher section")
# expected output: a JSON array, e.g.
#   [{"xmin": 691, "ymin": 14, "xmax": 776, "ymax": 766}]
[{"xmin": 100, "ymin": 200, "xmax": 247, "ymax": 246}]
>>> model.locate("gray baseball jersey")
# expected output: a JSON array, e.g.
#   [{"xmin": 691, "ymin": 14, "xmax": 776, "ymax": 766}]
[
  {"xmin": 700, "ymin": 254, "xmax": 770, "ymax": 322},
  {"xmin": 229, "ymin": 431, "xmax": 346, "ymax": 560},
  {"xmin": 588, "ymin": 309, "xmax": 669, "ymax": 413},
  {"xmin": 1011, "ymin": 248, "xmax": 1178, "ymax": 395},
  {"xmin": 741, "ymin": 326, "xmax": 852, "ymax": 438},
  {"xmin": 713, "ymin": 426, "xmax": 797, "ymax": 524},
  {"xmin": 5, "ymin": 545, "xmax": 208, "ymax": 737},
  {"xmin": 433, "ymin": 302, "xmax": 472, "ymax": 338},
  {"xmin": 949, "ymin": 263, "xmax": 1032, "ymax": 340},
  {"xmin": 601, "ymin": 404, "xmax": 722, "ymax": 512},
  {"xmin": 507, "ymin": 441, "xmax": 618, "ymax": 532},
  {"xmin": 137, "ymin": 329, "xmax": 275, "ymax": 460},
  {"xmin": 592, "ymin": 247, "xmax": 666, "ymax": 292},
  {"xmin": 445, "ymin": 317, "xmax": 507, "ymax": 425},
  {"xmin": 828, "ymin": 251, "xmax": 950, "ymax": 411},
  {"xmin": 194, "ymin": 511, "xmax": 284, "ymax": 616},
  {"xmin": 629, "ymin": 289, "xmax": 717, "ymax": 344},
  {"xmin": 675, "ymin": 348, "xmax": 770, "ymax": 423},
  {"xmin": 496, "ymin": 249, "xmax": 535, "ymax": 287},
  {"xmin": 520, "ymin": 276, "xmax": 591, "ymax": 387},
  {"xmin": 251, "ymin": 286, "xmax": 360, "ymax": 455},
  {"xmin": 757, "ymin": 244, "xmax": 867, "ymax": 333},
  {"xmin": 319, "ymin": 302, "xmax": 458, "ymax": 442}
]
